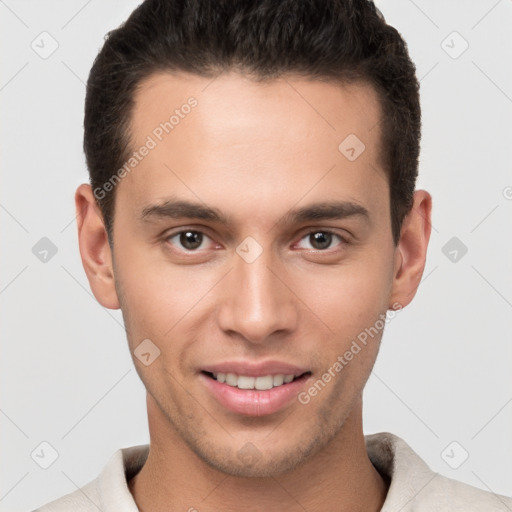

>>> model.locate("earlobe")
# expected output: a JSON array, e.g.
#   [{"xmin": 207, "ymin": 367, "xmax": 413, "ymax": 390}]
[
  {"xmin": 75, "ymin": 184, "xmax": 120, "ymax": 310},
  {"xmin": 389, "ymin": 190, "xmax": 432, "ymax": 309}
]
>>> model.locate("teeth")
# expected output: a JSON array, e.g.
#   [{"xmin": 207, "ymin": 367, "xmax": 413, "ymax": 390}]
[
  {"xmin": 237, "ymin": 376, "xmax": 255, "ymax": 389},
  {"xmin": 225, "ymin": 373, "xmax": 238, "ymax": 386},
  {"xmin": 212, "ymin": 373, "xmax": 297, "ymax": 390},
  {"xmin": 255, "ymin": 375, "xmax": 273, "ymax": 390},
  {"xmin": 273, "ymin": 374, "xmax": 284, "ymax": 386}
]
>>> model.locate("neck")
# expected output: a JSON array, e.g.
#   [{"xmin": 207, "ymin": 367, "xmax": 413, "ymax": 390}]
[{"xmin": 129, "ymin": 394, "xmax": 388, "ymax": 512}]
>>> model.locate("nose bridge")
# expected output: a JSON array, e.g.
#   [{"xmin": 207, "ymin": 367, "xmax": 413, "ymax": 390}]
[{"xmin": 217, "ymin": 242, "xmax": 297, "ymax": 343}]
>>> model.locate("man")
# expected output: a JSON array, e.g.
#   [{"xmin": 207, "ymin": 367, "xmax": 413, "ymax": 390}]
[{"xmin": 35, "ymin": 0, "xmax": 512, "ymax": 510}]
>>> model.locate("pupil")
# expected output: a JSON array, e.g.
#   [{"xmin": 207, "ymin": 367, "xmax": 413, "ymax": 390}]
[
  {"xmin": 311, "ymin": 232, "xmax": 331, "ymax": 250},
  {"xmin": 180, "ymin": 231, "xmax": 202, "ymax": 250}
]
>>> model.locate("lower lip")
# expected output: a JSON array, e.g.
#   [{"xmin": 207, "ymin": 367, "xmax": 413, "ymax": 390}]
[{"xmin": 200, "ymin": 373, "xmax": 311, "ymax": 416}]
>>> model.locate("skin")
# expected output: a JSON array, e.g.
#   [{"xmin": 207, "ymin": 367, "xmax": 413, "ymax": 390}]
[{"xmin": 76, "ymin": 71, "xmax": 431, "ymax": 512}]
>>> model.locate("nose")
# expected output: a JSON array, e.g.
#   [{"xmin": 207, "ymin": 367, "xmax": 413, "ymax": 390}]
[{"xmin": 216, "ymin": 245, "xmax": 299, "ymax": 344}]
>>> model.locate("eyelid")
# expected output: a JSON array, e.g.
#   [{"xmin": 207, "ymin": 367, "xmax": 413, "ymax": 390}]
[
  {"xmin": 164, "ymin": 225, "xmax": 214, "ymax": 238},
  {"xmin": 296, "ymin": 226, "xmax": 351, "ymax": 242}
]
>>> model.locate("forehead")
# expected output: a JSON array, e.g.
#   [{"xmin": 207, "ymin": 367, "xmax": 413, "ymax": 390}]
[
  {"xmin": 131, "ymin": 71, "xmax": 382, "ymax": 150},
  {"xmin": 120, "ymin": 70, "xmax": 387, "ymax": 227}
]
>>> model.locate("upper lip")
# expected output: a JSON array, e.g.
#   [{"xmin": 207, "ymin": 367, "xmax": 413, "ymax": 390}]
[{"xmin": 201, "ymin": 360, "xmax": 310, "ymax": 377}]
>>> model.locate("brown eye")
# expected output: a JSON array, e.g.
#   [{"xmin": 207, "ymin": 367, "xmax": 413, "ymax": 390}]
[
  {"xmin": 167, "ymin": 230, "xmax": 209, "ymax": 251},
  {"xmin": 309, "ymin": 232, "xmax": 332, "ymax": 250},
  {"xmin": 180, "ymin": 231, "xmax": 203, "ymax": 249},
  {"xmin": 296, "ymin": 230, "xmax": 343, "ymax": 251}
]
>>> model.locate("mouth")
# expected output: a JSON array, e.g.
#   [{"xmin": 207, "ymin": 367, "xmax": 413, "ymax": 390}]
[
  {"xmin": 202, "ymin": 371, "xmax": 311, "ymax": 390},
  {"xmin": 200, "ymin": 368, "xmax": 312, "ymax": 416}
]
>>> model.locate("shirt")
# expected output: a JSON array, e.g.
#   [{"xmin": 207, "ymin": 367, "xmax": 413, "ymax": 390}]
[{"xmin": 33, "ymin": 432, "xmax": 512, "ymax": 511}]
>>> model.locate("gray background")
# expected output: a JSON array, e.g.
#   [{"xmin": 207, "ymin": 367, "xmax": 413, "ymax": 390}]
[{"xmin": 1, "ymin": 1, "xmax": 511, "ymax": 510}]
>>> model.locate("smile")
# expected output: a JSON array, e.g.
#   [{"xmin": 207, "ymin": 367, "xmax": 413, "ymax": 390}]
[
  {"xmin": 205, "ymin": 372, "xmax": 305, "ymax": 390},
  {"xmin": 201, "ymin": 370, "xmax": 312, "ymax": 416}
]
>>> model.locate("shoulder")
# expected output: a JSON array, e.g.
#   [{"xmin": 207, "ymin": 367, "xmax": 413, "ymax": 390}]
[
  {"xmin": 419, "ymin": 472, "xmax": 512, "ymax": 511},
  {"xmin": 365, "ymin": 432, "xmax": 512, "ymax": 511},
  {"xmin": 32, "ymin": 478, "xmax": 101, "ymax": 512},
  {"xmin": 32, "ymin": 444, "xmax": 149, "ymax": 512}
]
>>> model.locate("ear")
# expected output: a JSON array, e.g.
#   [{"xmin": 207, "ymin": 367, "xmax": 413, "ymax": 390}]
[
  {"xmin": 389, "ymin": 190, "xmax": 432, "ymax": 309},
  {"xmin": 75, "ymin": 184, "xmax": 120, "ymax": 309}
]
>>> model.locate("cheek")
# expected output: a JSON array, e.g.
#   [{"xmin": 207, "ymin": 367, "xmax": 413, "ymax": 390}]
[
  {"xmin": 114, "ymin": 241, "xmax": 186, "ymax": 320},
  {"xmin": 113, "ymin": 248, "xmax": 220, "ymax": 370},
  {"xmin": 296, "ymin": 255, "xmax": 394, "ymax": 337}
]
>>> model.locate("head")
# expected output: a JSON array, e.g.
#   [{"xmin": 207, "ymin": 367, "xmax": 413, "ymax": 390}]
[{"xmin": 77, "ymin": 0, "xmax": 431, "ymax": 478}]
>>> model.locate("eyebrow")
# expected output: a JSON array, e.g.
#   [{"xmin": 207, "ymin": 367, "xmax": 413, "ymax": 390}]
[
  {"xmin": 140, "ymin": 200, "xmax": 230, "ymax": 224},
  {"xmin": 140, "ymin": 198, "xmax": 370, "ymax": 227},
  {"xmin": 277, "ymin": 200, "xmax": 369, "ymax": 228}
]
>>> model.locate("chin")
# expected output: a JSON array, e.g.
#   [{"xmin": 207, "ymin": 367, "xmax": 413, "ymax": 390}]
[
  {"xmin": 203, "ymin": 453, "xmax": 301, "ymax": 478},
  {"xmin": 191, "ymin": 437, "xmax": 322, "ymax": 478}
]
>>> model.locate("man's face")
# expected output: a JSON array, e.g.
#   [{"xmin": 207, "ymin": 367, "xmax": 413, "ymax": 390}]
[{"xmin": 110, "ymin": 71, "xmax": 399, "ymax": 476}]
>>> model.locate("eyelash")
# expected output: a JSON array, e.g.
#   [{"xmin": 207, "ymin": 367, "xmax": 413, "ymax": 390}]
[
  {"xmin": 163, "ymin": 228, "xmax": 348, "ymax": 254},
  {"xmin": 294, "ymin": 230, "xmax": 348, "ymax": 251}
]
